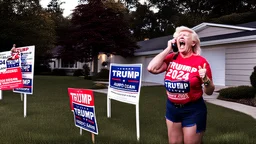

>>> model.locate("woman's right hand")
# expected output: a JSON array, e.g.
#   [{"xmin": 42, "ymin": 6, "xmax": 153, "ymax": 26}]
[{"xmin": 167, "ymin": 38, "xmax": 177, "ymax": 51}]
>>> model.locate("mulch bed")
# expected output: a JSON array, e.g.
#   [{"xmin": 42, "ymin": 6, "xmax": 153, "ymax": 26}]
[{"xmin": 217, "ymin": 97, "xmax": 256, "ymax": 107}]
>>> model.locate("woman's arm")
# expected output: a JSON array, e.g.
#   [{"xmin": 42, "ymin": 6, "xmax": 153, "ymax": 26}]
[
  {"xmin": 202, "ymin": 76, "xmax": 215, "ymax": 95},
  {"xmin": 198, "ymin": 63, "xmax": 215, "ymax": 95},
  {"xmin": 147, "ymin": 40, "xmax": 174, "ymax": 74}
]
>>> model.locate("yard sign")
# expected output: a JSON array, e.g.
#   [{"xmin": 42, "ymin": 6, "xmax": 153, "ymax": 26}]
[
  {"xmin": 68, "ymin": 88, "xmax": 98, "ymax": 143},
  {"xmin": 13, "ymin": 45, "xmax": 35, "ymax": 95},
  {"xmin": 107, "ymin": 63, "xmax": 142, "ymax": 141},
  {"xmin": 0, "ymin": 51, "xmax": 23, "ymax": 90}
]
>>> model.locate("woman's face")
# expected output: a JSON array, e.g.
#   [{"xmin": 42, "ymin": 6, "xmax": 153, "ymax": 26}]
[{"xmin": 176, "ymin": 31, "xmax": 195, "ymax": 54}]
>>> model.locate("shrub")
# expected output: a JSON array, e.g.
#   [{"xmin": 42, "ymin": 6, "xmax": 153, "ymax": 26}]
[
  {"xmin": 73, "ymin": 69, "xmax": 84, "ymax": 77},
  {"xmin": 218, "ymin": 85, "xmax": 256, "ymax": 99},
  {"xmin": 91, "ymin": 83, "xmax": 108, "ymax": 89},
  {"xmin": 250, "ymin": 66, "xmax": 256, "ymax": 89},
  {"xmin": 34, "ymin": 64, "xmax": 51, "ymax": 75},
  {"xmin": 102, "ymin": 61, "xmax": 108, "ymax": 67},
  {"xmin": 92, "ymin": 68, "xmax": 109, "ymax": 80},
  {"xmin": 51, "ymin": 69, "xmax": 67, "ymax": 76},
  {"xmin": 83, "ymin": 64, "xmax": 90, "ymax": 76}
]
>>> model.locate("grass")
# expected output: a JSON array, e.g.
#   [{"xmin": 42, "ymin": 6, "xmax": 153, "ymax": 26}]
[{"xmin": 0, "ymin": 76, "xmax": 255, "ymax": 144}]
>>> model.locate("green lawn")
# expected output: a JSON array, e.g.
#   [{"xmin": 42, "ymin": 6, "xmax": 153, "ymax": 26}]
[{"xmin": 0, "ymin": 76, "xmax": 255, "ymax": 144}]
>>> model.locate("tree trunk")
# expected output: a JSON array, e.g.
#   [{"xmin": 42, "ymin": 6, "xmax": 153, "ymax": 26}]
[{"xmin": 93, "ymin": 55, "xmax": 98, "ymax": 75}]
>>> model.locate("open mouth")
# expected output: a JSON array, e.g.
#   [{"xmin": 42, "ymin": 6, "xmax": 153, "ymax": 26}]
[{"xmin": 179, "ymin": 42, "xmax": 185, "ymax": 47}]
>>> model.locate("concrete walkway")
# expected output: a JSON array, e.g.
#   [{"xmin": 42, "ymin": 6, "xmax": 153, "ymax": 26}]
[
  {"xmin": 92, "ymin": 82, "xmax": 256, "ymax": 119},
  {"xmin": 203, "ymin": 92, "xmax": 256, "ymax": 119}
]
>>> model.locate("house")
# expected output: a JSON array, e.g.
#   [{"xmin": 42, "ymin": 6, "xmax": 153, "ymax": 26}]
[
  {"xmin": 50, "ymin": 21, "xmax": 256, "ymax": 86},
  {"xmin": 109, "ymin": 21, "xmax": 256, "ymax": 86},
  {"xmin": 49, "ymin": 45, "xmax": 117, "ymax": 75}
]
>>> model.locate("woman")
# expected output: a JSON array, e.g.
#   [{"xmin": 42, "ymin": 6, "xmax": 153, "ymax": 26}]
[{"xmin": 147, "ymin": 26, "xmax": 215, "ymax": 144}]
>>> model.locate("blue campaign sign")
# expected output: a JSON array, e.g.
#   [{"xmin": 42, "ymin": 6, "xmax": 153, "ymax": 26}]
[
  {"xmin": 21, "ymin": 64, "xmax": 32, "ymax": 72},
  {"xmin": 110, "ymin": 65, "xmax": 141, "ymax": 92},
  {"xmin": 73, "ymin": 103, "xmax": 98, "ymax": 134},
  {"xmin": 6, "ymin": 59, "xmax": 20, "ymax": 68},
  {"xmin": 164, "ymin": 80, "xmax": 190, "ymax": 93},
  {"xmin": 13, "ymin": 78, "xmax": 33, "ymax": 94},
  {"xmin": 0, "ymin": 59, "xmax": 6, "ymax": 65}
]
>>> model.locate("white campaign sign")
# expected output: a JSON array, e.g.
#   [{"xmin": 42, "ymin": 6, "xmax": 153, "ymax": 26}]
[
  {"xmin": 13, "ymin": 46, "xmax": 35, "ymax": 95},
  {"xmin": 107, "ymin": 63, "xmax": 142, "ymax": 141}
]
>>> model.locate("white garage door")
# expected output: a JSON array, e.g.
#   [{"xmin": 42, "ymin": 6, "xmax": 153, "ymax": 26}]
[
  {"xmin": 143, "ymin": 56, "xmax": 165, "ymax": 84},
  {"xmin": 201, "ymin": 48, "xmax": 225, "ymax": 86}
]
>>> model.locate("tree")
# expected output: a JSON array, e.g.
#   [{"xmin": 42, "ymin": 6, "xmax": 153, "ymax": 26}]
[
  {"xmin": 129, "ymin": 3, "xmax": 164, "ymax": 41},
  {"xmin": 62, "ymin": 0, "xmax": 139, "ymax": 74},
  {"xmin": 46, "ymin": 0, "xmax": 68, "ymax": 45}
]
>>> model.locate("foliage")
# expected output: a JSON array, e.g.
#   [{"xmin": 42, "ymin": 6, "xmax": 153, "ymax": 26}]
[
  {"xmin": 51, "ymin": 69, "xmax": 67, "ymax": 76},
  {"xmin": 34, "ymin": 63, "xmax": 52, "ymax": 75},
  {"xmin": 61, "ymin": 0, "xmax": 139, "ymax": 75},
  {"xmin": 250, "ymin": 66, "xmax": 256, "ymax": 89},
  {"xmin": 209, "ymin": 0, "xmax": 256, "ymax": 18},
  {"xmin": 92, "ymin": 68, "xmax": 110, "ymax": 80},
  {"xmin": 73, "ymin": 69, "xmax": 84, "ymax": 77},
  {"xmin": 83, "ymin": 64, "xmax": 90, "ymax": 77},
  {"xmin": 101, "ymin": 61, "xmax": 108, "ymax": 67},
  {"xmin": 210, "ymin": 12, "xmax": 256, "ymax": 25},
  {"xmin": 129, "ymin": 3, "xmax": 166, "ymax": 41},
  {"xmin": 218, "ymin": 85, "xmax": 256, "ymax": 100},
  {"xmin": 90, "ymin": 83, "xmax": 108, "ymax": 89}
]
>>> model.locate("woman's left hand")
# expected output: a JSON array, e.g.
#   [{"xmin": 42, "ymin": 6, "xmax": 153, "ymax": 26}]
[{"xmin": 198, "ymin": 63, "xmax": 207, "ymax": 80}]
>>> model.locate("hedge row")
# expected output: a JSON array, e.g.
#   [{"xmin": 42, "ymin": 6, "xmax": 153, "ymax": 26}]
[{"xmin": 218, "ymin": 85, "xmax": 256, "ymax": 99}]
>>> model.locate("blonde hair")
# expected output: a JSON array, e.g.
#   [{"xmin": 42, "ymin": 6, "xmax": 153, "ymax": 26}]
[{"xmin": 173, "ymin": 26, "xmax": 201, "ymax": 55}]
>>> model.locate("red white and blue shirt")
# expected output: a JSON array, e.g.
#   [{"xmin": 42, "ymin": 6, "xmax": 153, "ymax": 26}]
[{"xmin": 164, "ymin": 53, "xmax": 212, "ymax": 104}]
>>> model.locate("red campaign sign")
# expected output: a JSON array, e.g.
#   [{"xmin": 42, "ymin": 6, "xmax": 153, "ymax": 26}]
[
  {"xmin": 68, "ymin": 88, "xmax": 94, "ymax": 110},
  {"xmin": 15, "ymin": 47, "xmax": 29, "ymax": 52},
  {"xmin": 0, "ymin": 67, "xmax": 23, "ymax": 90}
]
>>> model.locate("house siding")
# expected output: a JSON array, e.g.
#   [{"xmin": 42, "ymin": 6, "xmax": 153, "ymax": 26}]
[
  {"xmin": 197, "ymin": 27, "xmax": 244, "ymax": 38},
  {"xmin": 225, "ymin": 41, "xmax": 256, "ymax": 86}
]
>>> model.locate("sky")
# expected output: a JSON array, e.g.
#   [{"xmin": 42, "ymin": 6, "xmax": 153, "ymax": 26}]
[{"xmin": 40, "ymin": 0, "xmax": 149, "ymax": 17}]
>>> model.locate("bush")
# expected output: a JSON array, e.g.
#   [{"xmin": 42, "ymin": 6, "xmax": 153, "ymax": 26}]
[
  {"xmin": 90, "ymin": 83, "xmax": 108, "ymax": 89},
  {"xmin": 73, "ymin": 69, "xmax": 84, "ymax": 77},
  {"xmin": 92, "ymin": 68, "xmax": 109, "ymax": 80},
  {"xmin": 51, "ymin": 69, "xmax": 67, "ymax": 76},
  {"xmin": 83, "ymin": 64, "xmax": 90, "ymax": 76},
  {"xmin": 250, "ymin": 66, "xmax": 256, "ymax": 89},
  {"xmin": 218, "ymin": 85, "xmax": 256, "ymax": 99},
  {"xmin": 34, "ymin": 64, "xmax": 51, "ymax": 75}
]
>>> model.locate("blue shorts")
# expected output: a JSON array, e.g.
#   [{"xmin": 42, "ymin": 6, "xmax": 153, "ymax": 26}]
[{"xmin": 165, "ymin": 97, "xmax": 207, "ymax": 133}]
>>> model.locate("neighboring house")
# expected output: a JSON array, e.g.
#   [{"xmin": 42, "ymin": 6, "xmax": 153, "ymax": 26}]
[
  {"xmin": 49, "ymin": 46, "xmax": 118, "ymax": 75},
  {"xmin": 110, "ymin": 21, "xmax": 256, "ymax": 86}
]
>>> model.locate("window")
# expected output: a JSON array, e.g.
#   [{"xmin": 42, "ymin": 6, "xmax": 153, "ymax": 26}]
[{"xmin": 61, "ymin": 60, "xmax": 77, "ymax": 68}]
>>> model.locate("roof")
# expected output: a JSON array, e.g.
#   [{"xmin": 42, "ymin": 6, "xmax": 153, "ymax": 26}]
[
  {"xmin": 192, "ymin": 22, "xmax": 256, "ymax": 32},
  {"xmin": 136, "ymin": 35, "xmax": 172, "ymax": 53},
  {"xmin": 236, "ymin": 21, "xmax": 256, "ymax": 28},
  {"xmin": 200, "ymin": 30, "xmax": 256, "ymax": 46}
]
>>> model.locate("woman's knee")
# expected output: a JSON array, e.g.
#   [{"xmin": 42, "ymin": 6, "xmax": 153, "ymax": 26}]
[
  {"xmin": 166, "ymin": 119, "xmax": 183, "ymax": 144},
  {"xmin": 168, "ymin": 138, "xmax": 183, "ymax": 144}
]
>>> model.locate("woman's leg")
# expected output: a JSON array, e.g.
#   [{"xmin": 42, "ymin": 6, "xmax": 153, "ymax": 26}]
[
  {"xmin": 166, "ymin": 119, "xmax": 183, "ymax": 144},
  {"xmin": 181, "ymin": 98, "xmax": 207, "ymax": 144},
  {"xmin": 183, "ymin": 125, "xmax": 204, "ymax": 144}
]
